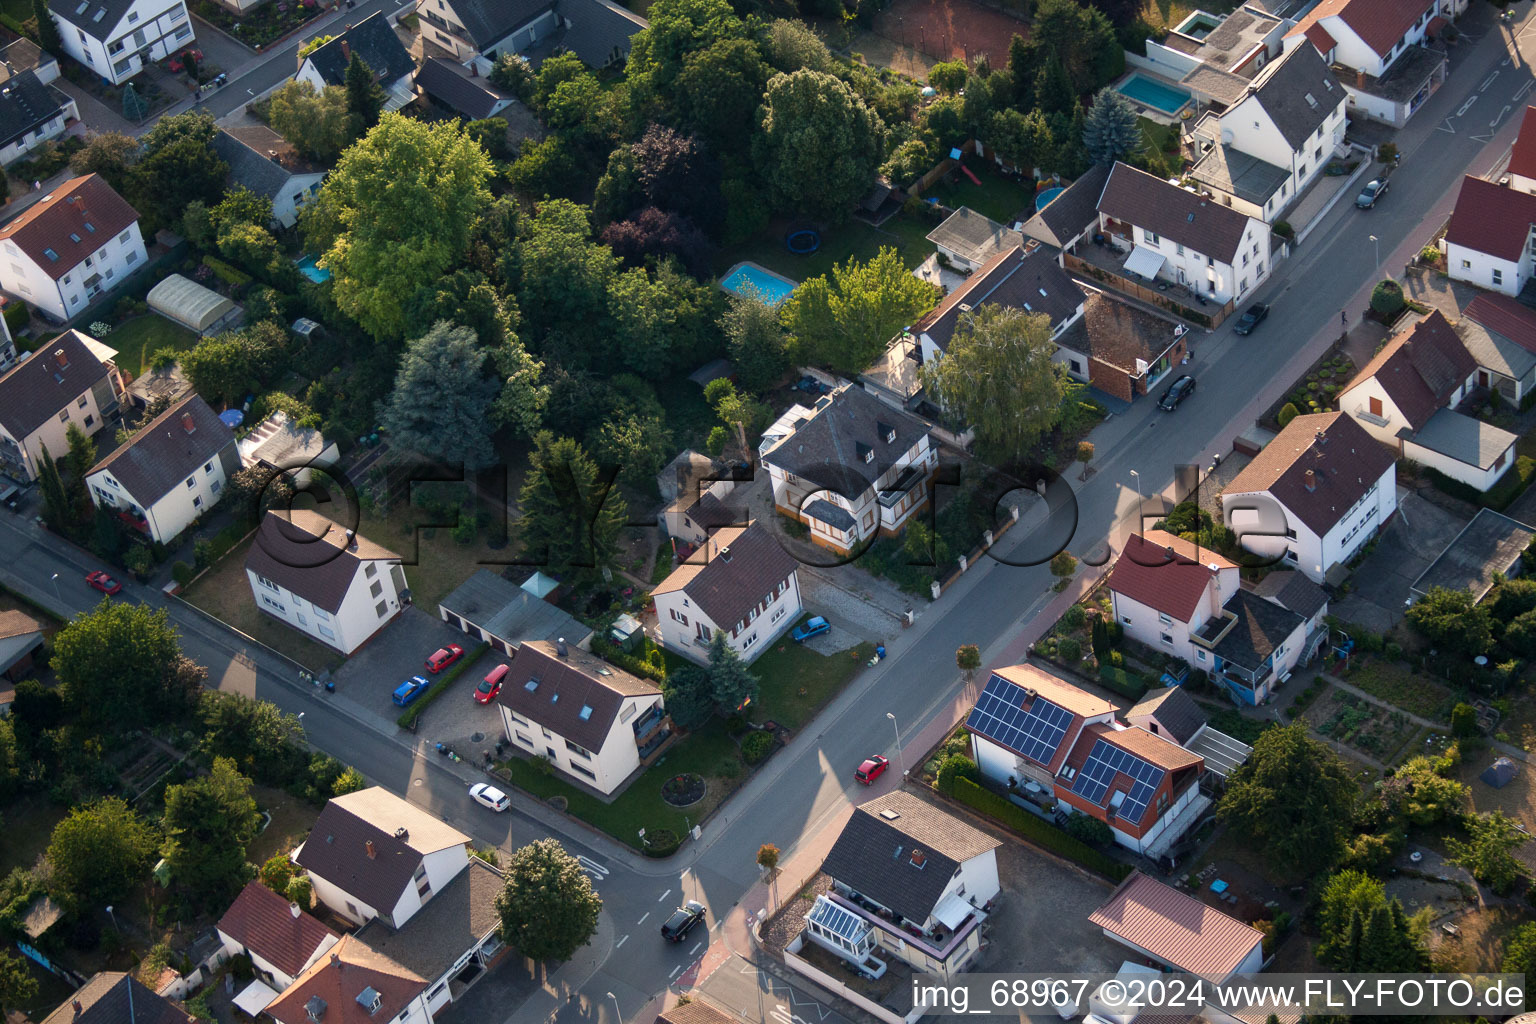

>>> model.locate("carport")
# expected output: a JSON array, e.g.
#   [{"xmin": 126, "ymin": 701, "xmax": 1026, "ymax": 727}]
[{"xmin": 147, "ymin": 274, "xmax": 241, "ymax": 335}]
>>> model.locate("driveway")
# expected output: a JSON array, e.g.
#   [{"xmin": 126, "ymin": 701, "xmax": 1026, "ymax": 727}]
[
  {"xmin": 1332, "ymin": 488, "xmax": 1470, "ymax": 632},
  {"xmin": 329, "ymin": 604, "xmax": 509, "ymax": 750}
]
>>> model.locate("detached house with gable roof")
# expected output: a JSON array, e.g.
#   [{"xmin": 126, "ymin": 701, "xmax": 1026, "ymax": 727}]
[
  {"xmin": 495, "ymin": 639, "xmax": 670, "ymax": 795},
  {"xmin": 217, "ymin": 881, "xmax": 341, "ymax": 1012},
  {"xmin": 1096, "ymin": 161, "xmax": 1272, "ymax": 304},
  {"xmin": 39, "ymin": 973, "xmax": 193, "ymax": 1024},
  {"xmin": 1336, "ymin": 310, "xmax": 1517, "ymax": 491},
  {"xmin": 1281, "ymin": 0, "xmax": 1451, "ymax": 126},
  {"xmin": 264, "ymin": 935, "xmax": 435, "ymax": 1024},
  {"xmin": 761, "ymin": 384, "xmax": 936, "ymax": 554},
  {"xmin": 1459, "ymin": 292, "xmax": 1536, "ymax": 404},
  {"xmin": 1442, "ymin": 175, "xmax": 1536, "ymax": 297},
  {"xmin": 0, "ymin": 328, "xmax": 121, "ymax": 482},
  {"xmin": 1089, "ymin": 872, "xmax": 1264, "ymax": 983},
  {"xmin": 419, "ymin": 0, "xmax": 647, "ymax": 71},
  {"xmin": 0, "ymin": 67, "xmax": 77, "ymax": 166},
  {"xmin": 1222, "ymin": 411, "xmax": 1398, "ymax": 584},
  {"xmin": 85, "ymin": 394, "xmax": 237, "ymax": 544},
  {"xmin": 213, "ymin": 126, "xmax": 326, "ymax": 229},
  {"xmin": 651, "ymin": 521, "xmax": 802, "ymax": 665},
  {"xmin": 0, "ymin": 172, "xmax": 146, "ymax": 321},
  {"xmin": 244, "ymin": 510, "xmax": 407, "ymax": 654},
  {"xmin": 46, "ymin": 0, "xmax": 193, "ymax": 85},
  {"xmin": 297, "ymin": 14, "xmax": 416, "ymax": 112},
  {"xmin": 966, "ymin": 663, "xmax": 1116, "ymax": 792}
]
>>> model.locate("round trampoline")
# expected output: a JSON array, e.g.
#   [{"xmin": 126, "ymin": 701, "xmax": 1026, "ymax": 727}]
[{"xmin": 786, "ymin": 229, "xmax": 821, "ymax": 255}]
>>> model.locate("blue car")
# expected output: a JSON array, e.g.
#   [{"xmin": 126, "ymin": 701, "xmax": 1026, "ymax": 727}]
[
  {"xmin": 792, "ymin": 616, "xmax": 831, "ymax": 642},
  {"xmin": 392, "ymin": 675, "xmax": 431, "ymax": 707}
]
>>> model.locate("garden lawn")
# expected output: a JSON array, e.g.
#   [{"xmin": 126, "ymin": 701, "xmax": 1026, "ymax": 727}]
[
  {"xmin": 1341, "ymin": 660, "xmax": 1457, "ymax": 721},
  {"xmin": 0, "ymin": 0, "xmax": 27, "ymax": 21},
  {"xmin": 500, "ymin": 720, "xmax": 742, "ymax": 848},
  {"xmin": 751, "ymin": 640, "xmax": 876, "ymax": 731},
  {"xmin": 721, "ymin": 212, "xmax": 936, "ymax": 283},
  {"xmin": 921, "ymin": 162, "xmax": 1033, "ymax": 224},
  {"xmin": 101, "ymin": 316, "xmax": 200, "ymax": 377},
  {"xmin": 1138, "ymin": 117, "xmax": 1180, "ymax": 156},
  {"xmin": 356, "ymin": 506, "xmax": 516, "ymax": 611}
]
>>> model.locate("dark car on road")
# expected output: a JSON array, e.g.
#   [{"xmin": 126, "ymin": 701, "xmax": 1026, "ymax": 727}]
[
  {"xmin": 1158, "ymin": 375, "xmax": 1197, "ymax": 411},
  {"xmin": 1233, "ymin": 303, "xmax": 1270, "ymax": 335},
  {"xmin": 661, "ymin": 900, "xmax": 706, "ymax": 942},
  {"xmin": 1356, "ymin": 179, "xmax": 1388, "ymax": 208}
]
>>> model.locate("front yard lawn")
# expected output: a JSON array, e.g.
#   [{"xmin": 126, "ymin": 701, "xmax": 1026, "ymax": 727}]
[
  {"xmin": 1340, "ymin": 659, "xmax": 1458, "ymax": 721},
  {"xmin": 99, "ymin": 316, "xmax": 200, "ymax": 377},
  {"xmin": 751, "ymin": 639, "xmax": 876, "ymax": 731}
]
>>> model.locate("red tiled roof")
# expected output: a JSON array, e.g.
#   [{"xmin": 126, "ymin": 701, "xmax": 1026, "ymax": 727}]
[
  {"xmin": 0, "ymin": 173, "xmax": 138, "ymax": 280},
  {"xmin": 1511, "ymin": 107, "xmax": 1536, "ymax": 181},
  {"xmin": 217, "ymin": 883, "xmax": 338, "ymax": 980},
  {"xmin": 1107, "ymin": 530, "xmax": 1232, "ymax": 622},
  {"xmin": 1101, "ymin": 722, "xmax": 1204, "ymax": 772},
  {"xmin": 990, "ymin": 663, "xmax": 1116, "ymax": 720},
  {"xmin": 1341, "ymin": 310, "xmax": 1476, "ymax": 432},
  {"xmin": 1463, "ymin": 292, "xmax": 1536, "ymax": 356},
  {"xmin": 1090, "ymin": 872, "xmax": 1264, "ymax": 978},
  {"xmin": 266, "ymin": 936, "xmax": 426, "ymax": 1024},
  {"xmin": 1303, "ymin": 20, "xmax": 1337, "ymax": 52},
  {"xmin": 1444, "ymin": 175, "xmax": 1536, "ymax": 262},
  {"xmin": 1285, "ymin": 0, "xmax": 1429, "ymax": 57}
]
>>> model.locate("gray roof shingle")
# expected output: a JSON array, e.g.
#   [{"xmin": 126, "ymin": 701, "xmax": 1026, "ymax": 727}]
[
  {"xmin": 244, "ymin": 510, "xmax": 400, "ymax": 614},
  {"xmin": 1410, "ymin": 408, "xmax": 1519, "ymax": 470},
  {"xmin": 437, "ymin": 569, "xmax": 590, "ymax": 647},
  {"xmin": 49, "ymin": 0, "xmax": 138, "ymax": 41},
  {"xmin": 1252, "ymin": 570, "xmax": 1329, "ymax": 619},
  {"xmin": 651, "ymin": 522, "xmax": 798, "ymax": 632},
  {"xmin": 495, "ymin": 640, "xmax": 660, "ymax": 753},
  {"xmin": 212, "ymin": 130, "xmax": 299, "ymax": 202},
  {"xmin": 555, "ymin": 0, "xmax": 648, "ymax": 67},
  {"xmin": 1210, "ymin": 589, "xmax": 1303, "ymax": 671},
  {"xmin": 0, "ymin": 329, "xmax": 111, "ymax": 441},
  {"xmin": 1099, "ymin": 161, "xmax": 1253, "ymax": 264},
  {"xmin": 761, "ymin": 385, "xmax": 931, "ymax": 500},
  {"xmin": 820, "ymin": 791, "xmax": 999, "ymax": 924},
  {"xmin": 88, "ymin": 394, "xmax": 235, "ymax": 507},
  {"xmin": 0, "ymin": 71, "xmax": 69, "ymax": 150},
  {"xmin": 1409, "ymin": 507, "xmax": 1536, "ymax": 602},
  {"xmin": 1127, "ymin": 686, "xmax": 1207, "ymax": 745},
  {"xmin": 303, "ymin": 13, "xmax": 415, "ymax": 87},
  {"xmin": 353, "ymin": 858, "xmax": 501, "ymax": 982},
  {"xmin": 1020, "ymin": 163, "xmax": 1111, "ymax": 250},
  {"xmin": 913, "ymin": 244, "xmax": 1085, "ymax": 355},
  {"xmin": 414, "ymin": 58, "xmax": 512, "ymax": 118},
  {"xmin": 40, "ymin": 975, "xmax": 192, "ymax": 1024},
  {"xmin": 1248, "ymin": 43, "xmax": 1342, "ymax": 151},
  {"xmin": 444, "ymin": 0, "xmax": 555, "ymax": 48}
]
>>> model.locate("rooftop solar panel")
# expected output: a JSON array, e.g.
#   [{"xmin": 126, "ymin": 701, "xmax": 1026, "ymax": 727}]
[
  {"xmin": 1069, "ymin": 738, "xmax": 1166, "ymax": 825},
  {"xmin": 808, "ymin": 897, "xmax": 870, "ymax": 943},
  {"xmin": 965, "ymin": 673, "xmax": 1075, "ymax": 766}
]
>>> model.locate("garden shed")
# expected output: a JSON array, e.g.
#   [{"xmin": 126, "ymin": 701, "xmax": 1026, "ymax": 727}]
[{"xmin": 147, "ymin": 274, "xmax": 240, "ymax": 334}]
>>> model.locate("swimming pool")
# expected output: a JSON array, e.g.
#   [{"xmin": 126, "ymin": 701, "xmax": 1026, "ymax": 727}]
[
  {"xmin": 295, "ymin": 254, "xmax": 331, "ymax": 284},
  {"xmin": 1116, "ymin": 73, "xmax": 1191, "ymax": 116},
  {"xmin": 1035, "ymin": 186, "xmax": 1066, "ymax": 212},
  {"xmin": 720, "ymin": 261, "xmax": 798, "ymax": 305}
]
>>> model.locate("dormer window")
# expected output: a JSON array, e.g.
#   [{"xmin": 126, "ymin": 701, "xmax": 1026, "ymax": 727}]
[
  {"xmin": 579, "ymin": 705, "xmax": 593, "ymax": 720},
  {"xmin": 524, "ymin": 678, "xmax": 539, "ymax": 692},
  {"xmin": 356, "ymin": 988, "xmax": 382, "ymax": 1016},
  {"xmin": 856, "ymin": 441, "xmax": 874, "ymax": 463}
]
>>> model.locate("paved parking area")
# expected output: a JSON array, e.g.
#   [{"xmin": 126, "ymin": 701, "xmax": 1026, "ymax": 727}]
[
  {"xmin": 330, "ymin": 605, "xmax": 510, "ymax": 749},
  {"xmin": 1332, "ymin": 488, "xmax": 1469, "ymax": 632},
  {"xmin": 798, "ymin": 569, "xmax": 911, "ymax": 650}
]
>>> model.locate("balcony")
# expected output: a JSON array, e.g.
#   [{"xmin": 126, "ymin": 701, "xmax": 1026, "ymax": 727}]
[
  {"xmin": 1354, "ymin": 404, "xmax": 1390, "ymax": 428},
  {"xmin": 1191, "ymin": 610, "xmax": 1237, "ymax": 649},
  {"xmin": 877, "ymin": 464, "xmax": 925, "ymax": 509}
]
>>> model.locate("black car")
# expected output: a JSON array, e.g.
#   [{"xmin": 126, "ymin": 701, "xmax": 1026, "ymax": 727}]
[
  {"xmin": 1233, "ymin": 303, "xmax": 1270, "ymax": 335},
  {"xmin": 1158, "ymin": 375, "xmax": 1197, "ymax": 411},
  {"xmin": 660, "ymin": 900, "xmax": 706, "ymax": 942},
  {"xmin": 1356, "ymin": 179, "xmax": 1388, "ymax": 209}
]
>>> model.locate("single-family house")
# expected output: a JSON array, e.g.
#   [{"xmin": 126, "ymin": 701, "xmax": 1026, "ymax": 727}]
[
  {"xmin": 1458, "ymin": 293, "xmax": 1536, "ymax": 405},
  {"xmin": 652, "ymin": 521, "xmax": 802, "ymax": 665},
  {"xmin": 496, "ymin": 639, "xmax": 670, "ymax": 795},
  {"xmin": 911, "ymin": 242, "xmax": 1086, "ymax": 366},
  {"xmin": 1052, "ymin": 290, "xmax": 1193, "ymax": 402},
  {"xmin": 550, "ymin": 0, "xmax": 648, "ymax": 68},
  {"xmin": 39, "ymin": 973, "xmax": 193, "ymax": 1024},
  {"xmin": 212, "ymin": 126, "xmax": 327, "ymax": 229},
  {"xmin": 264, "ymin": 935, "xmax": 434, "ymax": 1024},
  {"xmin": 1186, "ymin": 44, "xmax": 1348, "ymax": 222},
  {"xmin": 217, "ymin": 881, "xmax": 341, "ymax": 1006},
  {"xmin": 1509, "ymin": 106, "xmax": 1536, "ymax": 193},
  {"xmin": 810, "ymin": 790, "xmax": 1001, "ymax": 979},
  {"xmin": 1089, "ymin": 872, "xmax": 1265, "ymax": 983},
  {"xmin": 926, "ymin": 207, "xmax": 1024, "ymax": 272},
  {"xmin": 661, "ymin": 490, "xmax": 740, "ymax": 547},
  {"xmin": 1019, "ymin": 162, "xmax": 1111, "ymax": 255},
  {"xmin": 1410, "ymin": 507, "xmax": 1536, "ymax": 604},
  {"xmin": 966, "ymin": 663, "xmax": 1116, "ymax": 790},
  {"xmin": 1442, "ymin": 175, "xmax": 1536, "ymax": 297},
  {"xmin": 1221, "ymin": 411, "xmax": 1398, "ymax": 584},
  {"xmin": 0, "ymin": 329, "xmax": 122, "ymax": 482},
  {"xmin": 1, "ymin": 38, "xmax": 62, "ymax": 84},
  {"xmin": 244, "ymin": 510, "xmax": 407, "ymax": 655},
  {"xmin": 417, "ymin": 0, "xmax": 556, "ymax": 67},
  {"xmin": 414, "ymin": 57, "xmax": 515, "ymax": 118},
  {"xmin": 1096, "ymin": 161, "xmax": 1272, "ymax": 303},
  {"xmin": 85, "ymin": 394, "xmax": 237, "ymax": 544},
  {"xmin": 296, "ymin": 787, "xmax": 471, "ymax": 929},
  {"xmin": 0, "ymin": 69, "xmax": 77, "ymax": 166},
  {"xmin": 46, "ymin": 0, "xmax": 194, "ymax": 85},
  {"xmin": 437, "ymin": 568, "xmax": 593, "ymax": 654},
  {"xmin": 1336, "ymin": 311, "xmax": 1517, "ymax": 491},
  {"xmin": 1282, "ymin": 0, "xmax": 1450, "ymax": 127},
  {"xmin": 761, "ymin": 384, "xmax": 936, "ymax": 554},
  {"xmin": 297, "ymin": 14, "xmax": 416, "ymax": 112},
  {"xmin": 0, "ymin": 172, "xmax": 146, "ymax": 321},
  {"xmin": 0, "ymin": 609, "xmax": 44, "ymax": 684}
]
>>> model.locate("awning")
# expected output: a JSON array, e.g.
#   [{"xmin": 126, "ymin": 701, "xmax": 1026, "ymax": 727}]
[
  {"xmin": 1123, "ymin": 245, "xmax": 1167, "ymax": 280},
  {"xmin": 932, "ymin": 892, "xmax": 974, "ymax": 930},
  {"xmin": 233, "ymin": 979, "xmax": 278, "ymax": 1017},
  {"xmin": 1426, "ymin": 14, "xmax": 1447, "ymax": 35}
]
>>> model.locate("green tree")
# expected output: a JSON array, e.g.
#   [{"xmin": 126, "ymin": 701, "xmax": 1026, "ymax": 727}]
[
  {"xmin": 1390, "ymin": 756, "xmax": 1468, "ymax": 825},
  {"xmin": 919, "ymin": 305, "xmax": 1066, "ymax": 461},
  {"xmin": 517, "ymin": 433, "xmax": 628, "ymax": 575},
  {"xmin": 286, "ymin": 874, "xmax": 313, "ymax": 908},
  {"xmin": 259, "ymin": 852, "xmax": 295, "ymax": 895},
  {"xmin": 162, "ymin": 757, "xmax": 261, "ymax": 910},
  {"xmin": 512, "ymin": 199, "xmax": 619, "ymax": 345},
  {"xmin": 1316, "ymin": 869, "xmax": 1386, "ymax": 968},
  {"xmin": 0, "ymin": 949, "xmax": 37, "ymax": 1016},
  {"xmin": 1503, "ymin": 922, "xmax": 1536, "ymax": 976},
  {"xmin": 69, "ymin": 132, "xmax": 139, "ymax": 191},
  {"xmin": 1451, "ymin": 702, "xmax": 1478, "ymax": 738},
  {"xmin": 1447, "ymin": 810, "xmax": 1529, "ymax": 894},
  {"xmin": 935, "ymin": 753, "xmax": 979, "ymax": 795},
  {"xmin": 53, "ymin": 601, "xmax": 196, "ymax": 734},
  {"xmin": 37, "ymin": 446, "xmax": 72, "ymax": 534},
  {"xmin": 1406, "ymin": 586, "xmax": 1493, "ymax": 656},
  {"xmin": 674, "ymin": 37, "xmax": 770, "ymax": 156},
  {"xmin": 379, "ymin": 323, "xmax": 501, "ymax": 470},
  {"xmin": 304, "ymin": 114, "xmax": 493, "ymax": 340},
  {"xmin": 722, "ymin": 293, "xmax": 789, "ymax": 394},
  {"xmin": 127, "ymin": 136, "xmax": 229, "ymax": 233},
  {"xmin": 46, "ymin": 797, "xmax": 158, "ymax": 909},
  {"xmin": 1050, "ymin": 551, "xmax": 1077, "ymax": 579},
  {"xmin": 783, "ymin": 246, "xmax": 938, "ymax": 374},
  {"xmin": 122, "ymin": 83, "xmax": 147, "ymax": 122},
  {"xmin": 493, "ymin": 838, "xmax": 602, "ymax": 962},
  {"xmin": 344, "ymin": 54, "xmax": 385, "ymax": 134},
  {"xmin": 1219, "ymin": 722, "xmax": 1356, "ymax": 872},
  {"xmin": 181, "ymin": 322, "xmax": 290, "ymax": 406},
  {"xmin": 1076, "ymin": 441, "xmax": 1095, "ymax": 480},
  {"xmin": 31, "ymin": 0, "xmax": 60, "ymax": 54},
  {"xmin": 985, "ymin": 107, "xmax": 1053, "ymax": 173},
  {"xmin": 662, "ymin": 665, "xmax": 714, "ymax": 730},
  {"xmin": 625, "ymin": 0, "xmax": 746, "ymax": 102},
  {"xmin": 1356, "ymin": 900, "xmax": 1425, "ymax": 971},
  {"xmin": 928, "ymin": 60, "xmax": 968, "ymax": 94},
  {"xmin": 1062, "ymin": 812, "xmax": 1114, "ymax": 846},
  {"xmin": 707, "ymin": 631, "xmax": 759, "ymax": 712},
  {"xmin": 763, "ymin": 17, "xmax": 834, "ymax": 73},
  {"xmin": 332, "ymin": 766, "xmax": 366, "ymax": 795},
  {"xmin": 754, "ymin": 69, "xmax": 884, "ymax": 220},
  {"xmin": 704, "ymin": 378, "xmax": 771, "ymax": 450},
  {"xmin": 1370, "ymin": 279, "xmax": 1405, "ymax": 316},
  {"xmin": 956, "ymin": 644, "xmax": 981, "ymax": 682},
  {"xmin": 1082, "ymin": 87, "xmax": 1141, "ymax": 166},
  {"xmin": 211, "ymin": 186, "xmax": 275, "ymax": 233},
  {"xmin": 200, "ymin": 691, "xmax": 306, "ymax": 786},
  {"xmin": 267, "ymin": 80, "xmax": 353, "ymax": 163},
  {"xmin": 1033, "ymin": 55, "xmax": 1076, "ymax": 118}
]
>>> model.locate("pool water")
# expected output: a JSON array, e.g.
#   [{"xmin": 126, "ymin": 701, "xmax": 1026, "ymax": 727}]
[
  {"xmin": 1116, "ymin": 73, "xmax": 1191, "ymax": 115},
  {"xmin": 1035, "ymin": 186, "xmax": 1066, "ymax": 212},
  {"xmin": 721, "ymin": 262, "xmax": 797, "ymax": 305},
  {"xmin": 295, "ymin": 254, "xmax": 331, "ymax": 284}
]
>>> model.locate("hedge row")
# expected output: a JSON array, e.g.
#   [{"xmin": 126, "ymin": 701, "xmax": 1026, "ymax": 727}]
[
  {"xmin": 1425, "ymin": 457, "xmax": 1536, "ymax": 513},
  {"xmin": 396, "ymin": 643, "xmax": 491, "ymax": 728},
  {"xmin": 1098, "ymin": 664, "xmax": 1150, "ymax": 700},
  {"xmin": 951, "ymin": 777, "xmax": 1133, "ymax": 882},
  {"xmin": 203, "ymin": 255, "xmax": 253, "ymax": 288}
]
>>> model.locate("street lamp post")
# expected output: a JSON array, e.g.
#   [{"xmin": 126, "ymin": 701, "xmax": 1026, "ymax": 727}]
[
  {"xmin": 105, "ymin": 905, "xmax": 119, "ymax": 934},
  {"xmin": 1369, "ymin": 234, "xmax": 1380, "ymax": 272},
  {"xmin": 1129, "ymin": 471, "xmax": 1142, "ymax": 534},
  {"xmin": 887, "ymin": 712, "xmax": 904, "ymax": 778},
  {"xmin": 50, "ymin": 572, "xmax": 60, "ymax": 604},
  {"xmin": 607, "ymin": 992, "xmax": 622, "ymax": 1024}
]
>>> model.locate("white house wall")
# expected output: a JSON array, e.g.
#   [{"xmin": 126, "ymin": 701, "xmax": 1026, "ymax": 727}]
[
  {"xmin": 1403, "ymin": 437, "xmax": 1516, "ymax": 491},
  {"xmin": 655, "ymin": 572, "xmax": 802, "ymax": 666},
  {"xmin": 385, "ymin": 843, "xmax": 469, "ymax": 927},
  {"xmin": 1444, "ymin": 239, "xmax": 1530, "ymax": 297},
  {"xmin": 247, "ymin": 556, "xmax": 401, "ymax": 655},
  {"xmin": 0, "ymin": 221, "xmax": 146, "ymax": 320},
  {"xmin": 0, "ymin": 101, "xmax": 75, "ymax": 165},
  {"xmin": 304, "ymin": 868, "xmax": 379, "ymax": 926},
  {"xmin": 271, "ymin": 172, "xmax": 326, "ymax": 229},
  {"xmin": 500, "ymin": 693, "xmax": 662, "ymax": 795},
  {"xmin": 55, "ymin": 0, "xmax": 193, "ymax": 85}
]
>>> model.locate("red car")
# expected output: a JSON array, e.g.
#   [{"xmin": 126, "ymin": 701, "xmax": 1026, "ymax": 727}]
[
  {"xmin": 475, "ymin": 664, "xmax": 508, "ymax": 704},
  {"xmin": 167, "ymin": 48, "xmax": 203, "ymax": 72},
  {"xmin": 86, "ymin": 570, "xmax": 122, "ymax": 595},
  {"xmin": 855, "ymin": 755, "xmax": 889, "ymax": 785},
  {"xmin": 426, "ymin": 644, "xmax": 465, "ymax": 673}
]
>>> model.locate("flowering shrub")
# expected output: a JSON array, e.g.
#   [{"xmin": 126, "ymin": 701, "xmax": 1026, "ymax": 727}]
[{"xmin": 89, "ymin": 321, "xmax": 112, "ymax": 336}]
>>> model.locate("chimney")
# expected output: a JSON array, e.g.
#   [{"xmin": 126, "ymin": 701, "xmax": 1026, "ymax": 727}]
[
  {"xmin": 1355, "ymin": 67, "xmax": 1365, "ymax": 88},
  {"xmin": 290, "ymin": 901, "xmax": 301, "ymax": 918},
  {"xmin": 53, "ymin": 348, "xmax": 68, "ymax": 369},
  {"xmin": 1304, "ymin": 468, "xmax": 1317, "ymax": 492},
  {"xmin": 340, "ymin": 39, "xmax": 351, "ymax": 62},
  {"xmin": 72, "ymin": 1000, "xmax": 83, "ymax": 1017},
  {"xmin": 365, "ymin": 839, "xmax": 376, "ymax": 859},
  {"xmin": 556, "ymin": 637, "xmax": 568, "ymax": 658},
  {"xmin": 182, "ymin": 412, "xmax": 196, "ymax": 433}
]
